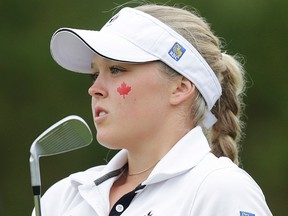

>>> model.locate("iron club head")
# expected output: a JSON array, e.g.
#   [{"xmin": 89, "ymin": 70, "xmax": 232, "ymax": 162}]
[{"xmin": 29, "ymin": 115, "xmax": 93, "ymax": 189}]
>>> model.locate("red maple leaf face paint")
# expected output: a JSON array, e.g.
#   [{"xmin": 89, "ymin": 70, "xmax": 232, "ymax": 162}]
[{"xmin": 117, "ymin": 82, "xmax": 131, "ymax": 98}]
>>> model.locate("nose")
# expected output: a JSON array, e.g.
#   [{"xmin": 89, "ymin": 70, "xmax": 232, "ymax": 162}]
[{"xmin": 88, "ymin": 78, "xmax": 108, "ymax": 98}]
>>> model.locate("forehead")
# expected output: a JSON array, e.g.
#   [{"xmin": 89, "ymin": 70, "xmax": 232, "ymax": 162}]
[
  {"xmin": 91, "ymin": 55, "xmax": 117, "ymax": 69},
  {"xmin": 90, "ymin": 54, "xmax": 160, "ymax": 70}
]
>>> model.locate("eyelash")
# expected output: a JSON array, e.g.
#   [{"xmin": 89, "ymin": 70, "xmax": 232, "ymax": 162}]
[
  {"xmin": 91, "ymin": 73, "xmax": 99, "ymax": 81},
  {"xmin": 110, "ymin": 66, "xmax": 125, "ymax": 75},
  {"xmin": 91, "ymin": 66, "xmax": 125, "ymax": 81}
]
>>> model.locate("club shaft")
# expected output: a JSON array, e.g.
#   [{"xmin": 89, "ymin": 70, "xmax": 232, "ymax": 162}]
[{"xmin": 33, "ymin": 195, "xmax": 42, "ymax": 216}]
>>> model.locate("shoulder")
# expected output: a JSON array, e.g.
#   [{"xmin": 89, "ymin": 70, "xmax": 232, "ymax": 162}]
[
  {"xmin": 199, "ymin": 155, "xmax": 261, "ymax": 194},
  {"xmin": 44, "ymin": 164, "xmax": 106, "ymax": 195},
  {"xmin": 38, "ymin": 165, "xmax": 105, "ymax": 215},
  {"xmin": 190, "ymin": 154, "xmax": 272, "ymax": 215}
]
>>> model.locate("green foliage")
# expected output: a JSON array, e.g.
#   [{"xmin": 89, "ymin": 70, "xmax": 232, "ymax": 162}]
[{"xmin": 0, "ymin": 0, "xmax": 287, "ymax": 215}]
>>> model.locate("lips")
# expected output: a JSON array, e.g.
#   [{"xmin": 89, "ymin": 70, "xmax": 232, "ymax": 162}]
[{"xmin": 94, "ymin": 107, "xmax": 108, "ymax": 123}]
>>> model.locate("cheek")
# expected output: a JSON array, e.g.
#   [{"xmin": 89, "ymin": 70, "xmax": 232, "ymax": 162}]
[
  {"xmin": 116, "ymin": 81, "xmax": 132, "ymax": 99},
  {"xmin": 91, "ymin": 98, "xmax": 96, "ymax": 117},
  {"xmin": 114, "ymin": 81, "xmax": 141, "ymax": 116}
]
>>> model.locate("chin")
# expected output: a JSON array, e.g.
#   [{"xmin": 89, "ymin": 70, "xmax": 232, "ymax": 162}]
[{"xmin": 96, "ymin": 134, "xmax": 123, "ymax": 150}]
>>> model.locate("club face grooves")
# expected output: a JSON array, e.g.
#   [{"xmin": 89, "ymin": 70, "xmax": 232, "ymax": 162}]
[
  {"xmin": 36, "ymin": 119, "xmax": 92, "ymax": 157},
  {"xmin": 29, "ymin": 115, "xmax": 93, "ymax": 187}
]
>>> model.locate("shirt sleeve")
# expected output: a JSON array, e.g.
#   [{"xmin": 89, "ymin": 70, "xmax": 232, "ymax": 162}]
[{"xmin": 190, "ymin": 166, "xmax": 273, "ymax": 216}]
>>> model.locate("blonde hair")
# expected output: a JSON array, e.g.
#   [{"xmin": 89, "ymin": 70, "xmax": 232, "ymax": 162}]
[{"xmin": 135, "ymin": 4, "xmax": 246, "ymax": 165}]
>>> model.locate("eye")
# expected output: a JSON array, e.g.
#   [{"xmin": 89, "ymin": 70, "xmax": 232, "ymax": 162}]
[
  {"xmin": 110, "ymin": 66, "xmax": 126, "ymax": 75},
  {"xmin": 91, "ymin": 73, "xmax": 99, "ymax": 82}
]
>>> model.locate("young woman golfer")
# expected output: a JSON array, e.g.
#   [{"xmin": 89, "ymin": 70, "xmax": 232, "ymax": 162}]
[{"xmin": 33, "ymin": 3, "xmax": 272, "ymax": 216}]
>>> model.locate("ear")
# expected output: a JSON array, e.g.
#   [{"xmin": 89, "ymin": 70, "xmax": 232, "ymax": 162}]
[{"xmin": 169, "ymin": 76, "xmax": 195, "ymax": 105}]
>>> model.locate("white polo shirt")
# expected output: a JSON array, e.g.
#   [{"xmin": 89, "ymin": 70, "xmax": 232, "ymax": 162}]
[{"xmin": 35, "ymin": 126, "xmax": 272, "ymax": 216}]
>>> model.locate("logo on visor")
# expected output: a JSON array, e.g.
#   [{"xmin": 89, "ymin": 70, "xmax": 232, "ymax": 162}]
[
  {"xmin": 240, "ymin": 211, "xmax": 255, "ymax": 216},
  {"xmin": 168, "ymin": 42, "xmax": 186, "ymax": 61}
]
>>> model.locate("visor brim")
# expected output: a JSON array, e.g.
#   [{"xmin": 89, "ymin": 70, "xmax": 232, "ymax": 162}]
[{"xmin": 50, "ymin": 28, "xmax": 159, "ymax": 74}]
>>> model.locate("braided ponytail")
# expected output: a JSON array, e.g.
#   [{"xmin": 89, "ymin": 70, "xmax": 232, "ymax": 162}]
[
  {"xmin": 135, "ymin": 4, "xmax": 246, "ymax": 164},
  {"xmin": 210, "ymin": 53, "xmax": 246, "ymax": 165}
]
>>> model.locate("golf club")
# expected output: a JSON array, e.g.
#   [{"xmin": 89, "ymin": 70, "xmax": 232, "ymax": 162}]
[{"xmin": 29, "ymin": 115, "xmax": 93, "ymax": 216}]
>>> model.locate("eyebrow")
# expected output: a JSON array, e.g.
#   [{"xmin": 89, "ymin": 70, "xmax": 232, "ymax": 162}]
[
  {"xmin": 90, "ymin": 62, "xmax": 100, "ymax": 73},
  {"xmin": 91, "ymin": 58, "xmax": 135, "ymax": 72}
]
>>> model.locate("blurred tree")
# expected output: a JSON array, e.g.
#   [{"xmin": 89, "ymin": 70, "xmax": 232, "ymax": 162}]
[{"xmin": 0, "ymin": 0, "xmax": 287, "ymax": 215}]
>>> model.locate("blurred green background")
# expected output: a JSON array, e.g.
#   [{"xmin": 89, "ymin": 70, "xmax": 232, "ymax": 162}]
[{"xmin": 0, "ymin": 0, "xmax": 287, "ymax": 215}]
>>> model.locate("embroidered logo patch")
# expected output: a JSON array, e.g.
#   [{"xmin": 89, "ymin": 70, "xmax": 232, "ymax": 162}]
[
  {"xmin": 240, "ymin": 211, "xmax": 255, "ymax": 216},
  {"xmin": 168, "ymin": 42, "xmax": 186, "ymax": 61}
]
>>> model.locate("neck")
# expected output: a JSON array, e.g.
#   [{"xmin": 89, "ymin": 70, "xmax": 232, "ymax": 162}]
[
  {"xmin": 125, "ymin": 125, "xmax": 193, "ymax": 177},
  {"xmin": 127, "ymin": 159, "xmax": 160, "ymax": 176}
]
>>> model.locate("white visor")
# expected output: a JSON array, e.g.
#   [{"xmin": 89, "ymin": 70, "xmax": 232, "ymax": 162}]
[{"xmin": 50, "ymin": 7, "xmax": 222, "ymax": 128}]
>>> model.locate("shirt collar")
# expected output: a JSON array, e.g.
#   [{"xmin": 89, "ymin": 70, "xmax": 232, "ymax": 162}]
[
  {"xmin": 70, "ymin": 126, "xmax": 210, "ymax": 185},
  {"xmin": 144, "ymin": 126, "xmax": 211, "ymax": 184}
]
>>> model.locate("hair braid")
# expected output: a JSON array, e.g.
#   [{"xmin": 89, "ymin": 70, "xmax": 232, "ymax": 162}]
[
  {"xmin": 210, "ymin": 53, "xmax": 246, "ymax": 165},
  {"xmin": 135, "ymin": 4, "xmax": 246, "ymax": 165}
]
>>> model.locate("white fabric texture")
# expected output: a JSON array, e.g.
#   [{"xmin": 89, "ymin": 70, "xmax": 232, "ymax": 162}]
[{"xmin": 32, "ymin": 126, "xmax": 272, "ymax": 216}]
